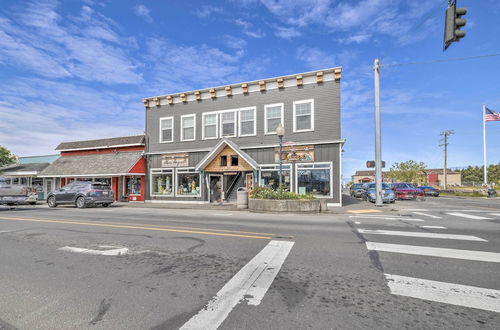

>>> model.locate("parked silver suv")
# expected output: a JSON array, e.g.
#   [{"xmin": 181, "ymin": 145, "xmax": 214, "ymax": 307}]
[{"xmin": 47, "ymin": 181, "xmax": 114, "ymax": 208}]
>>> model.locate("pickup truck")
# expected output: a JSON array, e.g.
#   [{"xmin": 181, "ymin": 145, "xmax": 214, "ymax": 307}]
[{"xmin": 0, "ymin": 177, "xmax": 38, "ymax": 206}]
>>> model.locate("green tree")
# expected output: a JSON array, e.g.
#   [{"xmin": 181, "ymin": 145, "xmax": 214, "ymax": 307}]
[
  {"xmin": 460, "ymin": 164, "xmax": 500, "ymax": 185},
  {"xmin": 386, "ymin": 160, "xmax": 427, "ymax": 184},
  {"xmin": 0, "ymin": 146, "xmax": 17, "ymax": 167}
]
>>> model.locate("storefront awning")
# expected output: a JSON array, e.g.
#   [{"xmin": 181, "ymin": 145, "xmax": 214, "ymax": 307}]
[
  {"xmin": 38, "ymin": 151, "xmax": 144, "ymax": 177},
  {"xmin": 0, "ymin": 162, "xmax": 50, "ymax": 176}
]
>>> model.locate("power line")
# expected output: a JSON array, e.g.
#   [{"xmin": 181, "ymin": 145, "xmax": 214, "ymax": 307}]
[{"xmin": 381, "ymin": 53, "xmax": 500, "ymax": 68}]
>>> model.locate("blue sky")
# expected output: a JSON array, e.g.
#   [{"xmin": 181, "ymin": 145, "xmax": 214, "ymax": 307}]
[{"xmin": 1, "ymin": 0, "xmax": 499, "ymax": 179}]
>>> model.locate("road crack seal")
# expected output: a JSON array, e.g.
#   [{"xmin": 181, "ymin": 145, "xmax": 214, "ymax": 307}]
[{"xmin": 90, "ymin": 298, "xmax": 112, "ymax": 325}]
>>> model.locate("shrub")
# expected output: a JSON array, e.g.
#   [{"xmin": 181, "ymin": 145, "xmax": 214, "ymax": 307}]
[{"xmin": 249, "ymin": 186, "xmax": 316, "ymax": 200}]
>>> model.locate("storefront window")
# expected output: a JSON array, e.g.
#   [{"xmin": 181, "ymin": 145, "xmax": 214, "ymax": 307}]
[
  {"xmin": 126, "ymin": 177, "xmax": 142, "ymax": 195},
  {"xmin": 296, "ymin": 163, "xmax": 331, "ymax": 197},
  {"xmin": 177, "ymin": 168, "xmax": 200, "ymax": 197},
  {"xmin": 260, "ymin": 165, "xmax": 291, "ymax": 191},
  {"xmin": 151, "ymin": 169, "xmax": 174, "ymax": 196}
]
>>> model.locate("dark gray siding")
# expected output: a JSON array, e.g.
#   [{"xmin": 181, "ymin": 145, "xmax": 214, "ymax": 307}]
[
  {"xmin": 146, "ymin": 80, "xmax": 340, "ymax": 153},
  {"xmin": 146, "ymin": 143, "xmax": 341, "ymax": 204}
]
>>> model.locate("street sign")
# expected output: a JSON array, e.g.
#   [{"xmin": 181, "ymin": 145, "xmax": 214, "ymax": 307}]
[{"xmin": 366, "ymin": 160, "xmax": 385, "ymax": 168}]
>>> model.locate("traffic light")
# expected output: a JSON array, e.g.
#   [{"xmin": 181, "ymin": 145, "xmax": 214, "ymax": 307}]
[{"xmin": 443, "ymin": 1, "xmax": 467, "ymax": 51}]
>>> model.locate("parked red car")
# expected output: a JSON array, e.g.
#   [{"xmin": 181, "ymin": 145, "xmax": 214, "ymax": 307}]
[{"xmin": 390, "ymin": 183, "xmax": 425, "ymax": 200}]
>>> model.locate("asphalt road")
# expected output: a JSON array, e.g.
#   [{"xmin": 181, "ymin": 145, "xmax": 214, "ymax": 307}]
[{"xmin": 0, "ymin": 195, "xmax": 499, "ymax": 329}]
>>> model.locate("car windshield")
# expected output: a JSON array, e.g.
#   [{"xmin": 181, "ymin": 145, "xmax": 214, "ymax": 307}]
[
  {"xmin": 351, "ymin": 184, "xmax": 363, "ymax": 189},
  {"xmin": 367, "ymin": 183, "xmax": 391, "ymax": 189},
  {"xmin": 91, "ymin": 184, "xmax": 110, "ymax": 190},
  {"xmin": 396, "ymin": 183, "xmax": 415, "ymax": 188}
]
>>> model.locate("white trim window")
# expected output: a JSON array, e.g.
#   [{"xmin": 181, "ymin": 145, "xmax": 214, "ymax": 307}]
[
  {"xmin": 259, "ymin": 164, "xmax": 292, "ymax": 191},
  {"xmin": 264, "ymin": 103, "xmax": 284, "ymax": 135},
  {"xmin": 181, "ymin": 114, "xmax": 196, "ymax": 141},
  {"xmin": 295, "ymin": 162, "xmax": 332, "ymax": 198},
  {"xmin": 150, "ymin": 168, "xmax": 174, "ymax": 197},
  {"xmin": 239, "ymin": 108, "xmax": 256, "ymax": 137},
  {"xmin": 220, "ymin": 111, "xmax": 237, "ymax": 137},
  {"xmin": 159, "ymin": 117, "xmax": 174, "ymax": 143},
  {"xmin": 293, "ymin": 99, "xmax": 314, "ymax": 132},
  {"xmin": 176, "ymin": 168, "xmax": 201, "ymax": 197},
  {"xmin": 203, "ymin": 113, "xmax": 218, "ymax": 140}
]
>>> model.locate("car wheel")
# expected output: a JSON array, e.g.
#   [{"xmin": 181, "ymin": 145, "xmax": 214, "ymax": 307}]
[
  {"xmin": 102, "ymin": 203, "xmax": 110, "ymax": 207},
  {"xmin": 76, "ymin": 197, "xmax": 86, "ymax": 209},
  {"xmin": 47, "ymin": 196, "xmax": 57, "ymax": 208}
]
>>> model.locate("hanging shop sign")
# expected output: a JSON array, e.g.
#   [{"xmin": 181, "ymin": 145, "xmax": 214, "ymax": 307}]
[
  {"xmin": 161, "ymin": 153, "xmax": 189, "ymax": 167},
  {"xmin": 274, "ymin": 145, "xmax": 314, "ymax": 163}
]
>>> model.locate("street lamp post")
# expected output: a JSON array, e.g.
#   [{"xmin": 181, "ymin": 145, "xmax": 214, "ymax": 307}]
[{"xmin": 276, "ymin": 123, "xmax": 285, "ymax": 191}]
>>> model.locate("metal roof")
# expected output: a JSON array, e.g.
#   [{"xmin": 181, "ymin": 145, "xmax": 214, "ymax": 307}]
[{"xmin": 56, "ymin": 135, "xmax": 145, "ymax": 151}]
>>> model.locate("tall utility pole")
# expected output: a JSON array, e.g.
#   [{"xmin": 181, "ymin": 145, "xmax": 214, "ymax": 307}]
[
  {"xmin": 374, "ymin": 59, "xmax": 383, "ymax": 206},
  {"xmin": 439, "ymin": 130, "xmax": 455, "ymax": 189}
]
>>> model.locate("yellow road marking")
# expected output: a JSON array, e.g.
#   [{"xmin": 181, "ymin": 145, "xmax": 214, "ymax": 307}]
[
  {"xmin": 0, "ymin": 215, "xmax": 280, "ymax": 237},
  {"xmin": 348, "ymin": 209, "xmax": 383, "ymax": 214},
  {"xmin": 0, "ymin": 216, "xmax": 276, "ymax": 240}
]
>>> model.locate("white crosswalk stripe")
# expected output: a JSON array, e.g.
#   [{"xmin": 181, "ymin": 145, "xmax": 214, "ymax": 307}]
[
  {"xmin": 419, "ymin": 225, "xmax": 447, "ymax": 229},
  {"xmin": 385, "ymin": 274, "xmax": 500, "ymax": 313},
  {"xmin": 358, "ymin": 229, "xmax": 486, "ymax": 242},
  {"xmin": 412, "ymin": 212, "xmax": 442, "ymax": 219},
  {"xmin": 366, "ymin": 242, "xmax": 500, "ymax": 263},
  {"xmin": 445, "ymin": 212, "xmax": 492, "ymax": 220}
]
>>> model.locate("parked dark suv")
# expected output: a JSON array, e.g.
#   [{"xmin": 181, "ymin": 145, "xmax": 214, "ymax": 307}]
[
  {"xmin": 349, "ymin": 183, "xmax": 366, "ymax": 198},
  {"xmin": 47, "ymin": 181, "xmax": 114, "ymax": 208}
]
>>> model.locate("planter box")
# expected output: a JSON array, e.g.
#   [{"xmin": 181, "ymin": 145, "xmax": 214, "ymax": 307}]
[{"xmin": 248, "ymin": 198, "xmax": 324, "ymax": 213}]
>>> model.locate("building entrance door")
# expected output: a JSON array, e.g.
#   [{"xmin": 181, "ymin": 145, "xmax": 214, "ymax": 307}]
[
  {"xmin": 44, "ymin": 179, "xmax": 53, "ymax": 199},
  {"xmin": 208, "ymin": 174, "xmax": 223, "ymax": 203}
]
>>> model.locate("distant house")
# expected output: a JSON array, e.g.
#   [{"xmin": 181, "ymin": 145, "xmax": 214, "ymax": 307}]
[
  {"xmin": 0, "ymin": 154, "xmax": 59, "ymax": 200},
  {"xmin": 351, "ymin": 168, "xmax": 461, "ymax": 187}
]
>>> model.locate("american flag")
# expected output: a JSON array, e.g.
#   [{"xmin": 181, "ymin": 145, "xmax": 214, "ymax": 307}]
[{"xmin": 485, "ymin": 107, "xmax": 500, "ymax": 122}]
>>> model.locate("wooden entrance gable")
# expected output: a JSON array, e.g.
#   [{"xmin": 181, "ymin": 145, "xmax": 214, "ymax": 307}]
[{"xmin": 205, "ymin": 145, "xmax": 253, "ymax": 172}]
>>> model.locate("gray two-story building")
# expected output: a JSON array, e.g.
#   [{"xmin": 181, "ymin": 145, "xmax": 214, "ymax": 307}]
[{"xmin": 142, "ymin": 67, "xmax": 344, "ymax": 206}]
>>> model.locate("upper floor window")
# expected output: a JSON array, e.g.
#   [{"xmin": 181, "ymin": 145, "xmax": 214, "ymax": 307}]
[
  {"xmin": 293, "ymin": 99, "xmax": 314, "ymax": 132},
  {"xmin": 159, "ymin": 117, "xmax": 173, "ymax": 143},
  {"xmin": 239, "ymin": 108, "xmax": 256, "ymax": 136},
  {"xmin": 181, "ymin": 114, "xmax": 196, "ymax": 141},
  {"xmin": 203, "ymin": 113, "xmax": 218, "ymax": 140},
  {"xmin": 221, "ymin": 111, "xmax": 236, "ymax": 137},
  {"xmin": 264, "ymin": 103, "xmax": 284, "ymax": 135}
]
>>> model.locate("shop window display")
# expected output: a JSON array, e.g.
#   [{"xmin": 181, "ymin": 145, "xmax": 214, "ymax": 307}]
[
  {"xmin": 151, "ymin": 169, "xmax": 174, "ymax": 196},
  {"xmin": 259, "ymin": 165, "xmax": 291, "ymax": 191},
  {"xmin": 177, "ymin": 169, "xmax": 200, "ymax": 196},
  {"xmin": 126, "ymin": 177, "xmax": 141, "ymax": 195},
  {"xmin": 296, "ymin": 163, "xmax": 331, "ymax": 197}
]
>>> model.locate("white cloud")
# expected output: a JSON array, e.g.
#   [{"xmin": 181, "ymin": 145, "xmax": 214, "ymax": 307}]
[
  {"xmin": 338, "ymin": 34, "xmax": 371, "ymax": 44},
  {"xmin": 0, "ymin": 0, "xmax": 142, "ymax": 84},
  {"xmin": 233, "ymin": 19, "xmax": 266, "ymax": 38},
  {"xmin": 273, "ymin": 25, "xmax": 302, "ymax": 39},
  {"xmin": 133, "ymin": 4, "xmax": 153, "ymax": 23},
  {"xmin": 194, "ymin": 5, "xmax": 223, "ymax": 18}
]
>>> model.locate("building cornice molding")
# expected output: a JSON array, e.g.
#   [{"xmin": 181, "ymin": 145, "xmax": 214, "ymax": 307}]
[
  {"xmin": 145, "ymin": 139, "xmax": 345, "ymax": 155},
  {"xmin": 142, "ymin": 67, "xmax": 342, "ymax": 108}
]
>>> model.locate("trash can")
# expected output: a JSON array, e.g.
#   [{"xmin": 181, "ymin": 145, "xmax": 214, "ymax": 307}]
[
  {"xmin": 487, "ymin": 188, "xmax": 497, "ymax": 198},
  {"xmin": 236, "ymin": 187, "xmax": 248, "ymax": 209}
]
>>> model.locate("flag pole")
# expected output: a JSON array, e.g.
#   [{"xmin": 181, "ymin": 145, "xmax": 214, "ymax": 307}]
[{"xmin": 482, "ymin": 104, "xmax": 487, "ymax": 185}]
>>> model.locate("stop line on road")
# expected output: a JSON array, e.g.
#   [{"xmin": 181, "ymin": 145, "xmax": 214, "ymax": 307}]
[{"xmin": 358, "ymin": 229, "xmax": 486, "ymax": 242}]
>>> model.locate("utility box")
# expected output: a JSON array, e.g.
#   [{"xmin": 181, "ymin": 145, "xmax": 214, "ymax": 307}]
[{"xmin": 237, "ymin": 187, "xmax": 248, "ymax": 209}]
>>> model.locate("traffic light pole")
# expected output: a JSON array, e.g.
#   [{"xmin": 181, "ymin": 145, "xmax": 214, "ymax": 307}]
[{"xmin": 374, "ymin": 59, "xmax": 383, "ymax": 207}]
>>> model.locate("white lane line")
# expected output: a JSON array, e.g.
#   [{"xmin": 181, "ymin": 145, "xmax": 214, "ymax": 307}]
[
  {"xmin": 412, "ymin": 212, "xmax": 442, "ymax": 219},
  {"xmin": 58, "ymin": 246, "xmax": 129, "ymax": 256},
  {"xmin": 0, "ymin": 230, "xmax": 11, "ymax": 233},
  {"xmin": 490, "ymin": 213, "xmax": 500, "ymax": 217},
  {"xmin": 385, "ymin": 274, "xmax": 500, "ymax": 313},
  {"xmin": 349, "ymin": 216, "xmax": 424, "ymax": 222},
  {"xmin": 180, "ymin": 240, "xmax": 294, "ymax": 330},
  {"xmin": 420, "ymin": 225, "xmax": 447, "ymax": 229},
  {"xmin": 354, "ymin": 221, "xmax": 361, "ymax": 225},
  {"xmin": 366, "ymin": 242, "xmax": 500, "ymax": 263},
  {"xmin": 358, "ymin": 229, "xmax": 486, "ymax": 242},
  {"xmin": 446, "ymin": 212, "xmax": 492, "ymax": 220}
]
